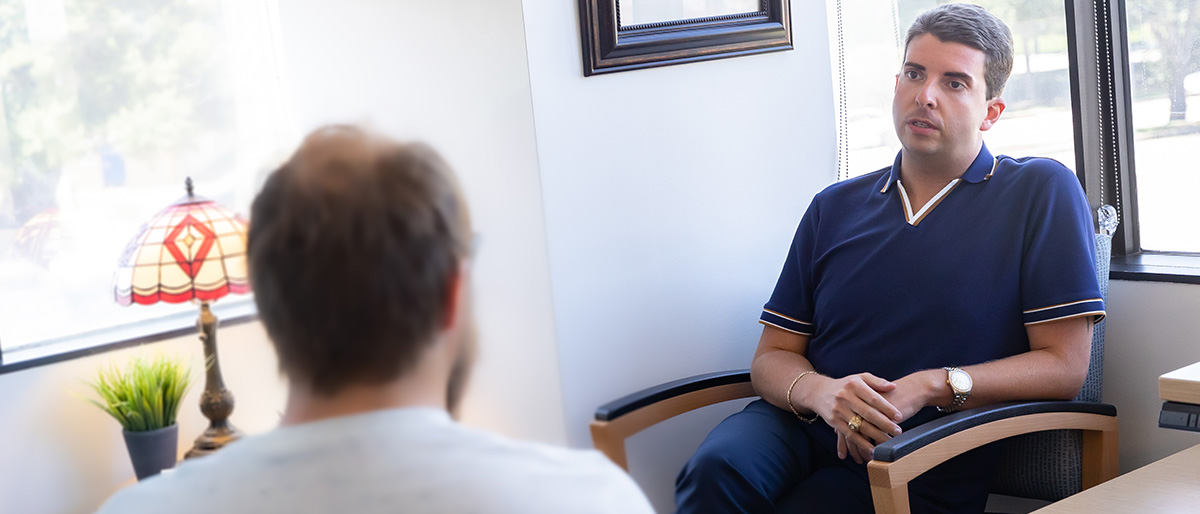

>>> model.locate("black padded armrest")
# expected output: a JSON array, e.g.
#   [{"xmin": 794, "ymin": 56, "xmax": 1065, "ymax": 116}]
[
  {"xmin": 872, "ymin": 400, "xmax": 1117, "ymax": 463},
  {"xmin": 594, "ymin": 369, "xmax": 752, "ymax": 422}
]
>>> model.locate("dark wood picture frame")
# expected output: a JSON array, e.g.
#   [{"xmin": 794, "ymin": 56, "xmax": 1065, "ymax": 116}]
[{"xmin": 578, "ymin": 0, "xmax": 792, "ymax": 76}]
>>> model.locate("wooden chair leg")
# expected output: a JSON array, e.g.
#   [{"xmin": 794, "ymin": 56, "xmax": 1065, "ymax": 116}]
[
  {"xmin": 590, "ymin": 420, "xmax": 629, "ymax": 471},
  {"xmin": 1081, "ymin": 424, "xmax": 1119, "ymax": 489},
  {"xmin": 868, "ymin": 462, "xmax": 911, "ymax": 514}
]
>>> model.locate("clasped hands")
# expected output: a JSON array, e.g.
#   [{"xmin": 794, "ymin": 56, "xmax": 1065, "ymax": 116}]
[{"xmin": 809, "ymin": 372, "xmax": 930, "ymax": 464}]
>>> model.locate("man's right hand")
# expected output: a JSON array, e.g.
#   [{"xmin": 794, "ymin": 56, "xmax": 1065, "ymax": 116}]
[
  {"xmin": 750, "ymin": 325, "xmax": 903, "ymax": 463},
  {"xmin": 809, "ymin": 373, "xmax": 904, "ymax": 463}
]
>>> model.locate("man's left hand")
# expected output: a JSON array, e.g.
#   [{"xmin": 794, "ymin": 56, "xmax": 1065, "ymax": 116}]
[{"xmin": 881, "ymin": 370, "xmax": 940, "ymax": 422}]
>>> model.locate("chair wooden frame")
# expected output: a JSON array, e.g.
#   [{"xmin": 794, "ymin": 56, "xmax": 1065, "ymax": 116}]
[
  {"xmin": 591, "ymin": 370, "xmax": 1118, "ymax": 514},
  {"xmin": 591, "ymin": 370, "xmax": 757, "ymax": 470}
]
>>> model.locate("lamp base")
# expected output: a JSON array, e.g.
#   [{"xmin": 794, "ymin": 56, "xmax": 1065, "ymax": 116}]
[
  {"xmin": 186, "ymin": 301, "xmax": 241, "ymax": 460},
  {"xmin": 184, "ymin": 423, "xmax": 242, "ymax": 459}
]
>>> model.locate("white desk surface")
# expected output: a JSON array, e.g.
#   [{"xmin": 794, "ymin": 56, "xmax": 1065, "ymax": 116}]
[
  {"xmin": 1031, "ymin": 444, "xmax": 1200, "ymax": 513},
  {"xmin": 1160, "ymin": 361, "xmax": 1200, "ymax": 404}
]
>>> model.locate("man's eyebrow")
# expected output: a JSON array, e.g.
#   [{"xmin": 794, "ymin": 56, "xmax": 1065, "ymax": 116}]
[
  {"xmin": 943, "ymin": 71, "xmax": 975, "ymax": 84},
  {"xmin": 904, "ymin": 62, "xmax": 976, "ymax": 84}
]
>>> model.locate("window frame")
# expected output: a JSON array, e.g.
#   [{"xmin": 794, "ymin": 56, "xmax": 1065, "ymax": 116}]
[
  {"xmin": 1070, "ymin": 0, "xmax": 1200, "ymax": 283},
  {"xmin": 0, "ymin": 300, "xmax": 258, "ymax": 375}
]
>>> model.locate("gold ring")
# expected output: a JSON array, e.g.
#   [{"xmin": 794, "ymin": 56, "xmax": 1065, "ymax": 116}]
[{"xmin": 847, "ymin": 414, "xmax": 863, "ymax": 432}]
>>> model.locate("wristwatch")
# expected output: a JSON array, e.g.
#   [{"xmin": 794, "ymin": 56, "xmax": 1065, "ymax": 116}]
[{"xmin": 938, "ymin": 367, "xmax": 972, "ymax": 413}]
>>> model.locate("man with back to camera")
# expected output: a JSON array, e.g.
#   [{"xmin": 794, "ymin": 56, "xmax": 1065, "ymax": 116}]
[
  {"xmin": 675, "ymin": 4, "xmax": 1105, "ymax": 513},
  {"xmin": 94, "ymin": 125, "xmax": 655, "ymax": 514}
]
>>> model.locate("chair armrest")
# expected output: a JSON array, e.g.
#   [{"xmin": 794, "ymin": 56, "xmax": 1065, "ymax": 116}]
[
  {"xmin": 591, "ymin": 369, "xmax": 755, "ymax": 470},
  {"xmin": 594, "ymin": 369, "xmax": 752, "ymax": 421},
  {"xmin": 873, "ymin": 401, "xmax": 1117, "ymax": 462},
  {"xmin": 867, "ymin": 400, "xmax": 1119, "ymax": 514}
]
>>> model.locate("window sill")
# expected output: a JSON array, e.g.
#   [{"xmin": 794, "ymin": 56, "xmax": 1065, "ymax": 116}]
[
  {"xmin": 0, "ymin": 300, "xmax": 258, "ymax": 375},
  {"xmin": 1111, "ymin": 253, "xmax": 1200, "ymax": 285}
]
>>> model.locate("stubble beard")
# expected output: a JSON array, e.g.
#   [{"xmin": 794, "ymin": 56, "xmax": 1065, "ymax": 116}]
[{"xmin": 446, "ymin": 313, "xmax": 478, "ymax": 417}]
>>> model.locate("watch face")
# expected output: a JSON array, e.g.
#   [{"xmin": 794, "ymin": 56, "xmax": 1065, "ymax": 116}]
[{"xmin": 949, "ymin": 370, "xmax": 972, "ymax": 392}]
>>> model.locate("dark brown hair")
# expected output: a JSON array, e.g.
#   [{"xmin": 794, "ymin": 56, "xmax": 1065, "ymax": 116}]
[
  {"xmin": 248, "ymin": 126, "xmax": 471, "ymax": 394},
  {"xmin": 906, "ymin": 3, "xmax": 1014, "ymax": 99}
]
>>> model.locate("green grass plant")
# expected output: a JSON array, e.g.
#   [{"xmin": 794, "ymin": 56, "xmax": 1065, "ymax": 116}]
[{"xmin": 86, "ymin": 354, "xmax": 193, "ymax": 432}]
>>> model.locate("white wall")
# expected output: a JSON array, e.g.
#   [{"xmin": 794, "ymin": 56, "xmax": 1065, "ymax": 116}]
[
  {"xmin": 0, "ymin": 322, "xmax": 287, "ymax": 514},
  {"xmin": 1, "ymin": 2, "xmax": 565, "ymax": 513},
  {"xmin": 521, "ymin": 1, "xmax": 836, "ymax": 510},
  {"xmin": 275, "ymin": 0, "xmax": 566, "ymax": 445},
  {"xmin": 1103, "ymin": 280, "xmax": 1200, "ymax": 472}
]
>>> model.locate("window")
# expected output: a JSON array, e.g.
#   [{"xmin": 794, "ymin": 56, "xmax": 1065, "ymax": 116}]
[
  {"xmin": 828, "ymin": 0, "xmax": 1200, "ymax": 281},
  {"xmin": 1122, "ymin": 0, "xmax": 1200, "ymax": 253},
  {"xmin": 830, "ymin": 0, "xmax": 1076, "ymax": 180},
  {"xmin": 0, "ymin": 0, "xmax": 293, "ymax": 367}
]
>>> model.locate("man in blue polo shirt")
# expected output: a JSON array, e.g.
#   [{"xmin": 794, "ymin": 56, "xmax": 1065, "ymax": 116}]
[{"xmin": 675, "ymin": 4, "xmax": 1104, "ymax": 513}]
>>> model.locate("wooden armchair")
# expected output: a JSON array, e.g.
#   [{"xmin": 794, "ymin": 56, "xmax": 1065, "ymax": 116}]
[
  {"xmin": 590, "ymin": 370, "xmax": 1117, "ymax": 514},
  {"xmin": 591, "ymin": 229, "xmax": 1119, "ymax": 513}
]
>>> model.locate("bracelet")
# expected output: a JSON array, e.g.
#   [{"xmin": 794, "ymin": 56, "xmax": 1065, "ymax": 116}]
[{"xmin": 786, "ymin": 370, "xmax": 819, "ymax": 424}]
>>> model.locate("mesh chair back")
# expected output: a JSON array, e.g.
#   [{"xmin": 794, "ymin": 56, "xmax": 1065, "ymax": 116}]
[{"xmin": 989, "ymin": 230, "xmax": 1113, "ymax": 501}]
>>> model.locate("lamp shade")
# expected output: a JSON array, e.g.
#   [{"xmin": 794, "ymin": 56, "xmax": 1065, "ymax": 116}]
[
  {"xmin": 12, "ymin": 207, "xmax": 62, "ymax": 267},
  {"xmin": 114, "ymin": 188, "xmax": 250, "ymax": 306}
]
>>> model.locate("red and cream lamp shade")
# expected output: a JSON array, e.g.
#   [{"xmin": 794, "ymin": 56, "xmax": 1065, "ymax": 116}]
[
  {"xmin": 114, "ymin": 188, "xmax": 250, "ymax": 306},
  {"xmin": 13, "ymin": 207, "xmax": 62, "ymax": 267}
]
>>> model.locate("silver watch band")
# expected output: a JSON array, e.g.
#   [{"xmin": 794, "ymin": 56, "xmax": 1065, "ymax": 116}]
[{"xmin": 937, "ymin": 367, "xmax": 970, "ymax": 413}]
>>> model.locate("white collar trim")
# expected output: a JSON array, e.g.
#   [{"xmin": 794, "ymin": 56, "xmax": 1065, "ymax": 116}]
[{"xmin": 897, "ymin": 178, "xmax": 961, "ymax": 226}]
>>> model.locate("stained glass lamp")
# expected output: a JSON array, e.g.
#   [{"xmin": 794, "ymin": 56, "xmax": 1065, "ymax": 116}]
[
  {"xmin": 13, "ymin": 208, "xmax": 62, "ymax": 267},
  {"xmin": 114, "ymin": 178, "xmax": 250, "ymax": 459}
]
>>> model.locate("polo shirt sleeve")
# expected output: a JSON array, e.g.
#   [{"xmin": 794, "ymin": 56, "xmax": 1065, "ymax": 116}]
[
  {"xmin": 759, "ymin": 202, "xmax": 818, "ymax": 336},
  {"xmin": 1020, "ymin": 164, "xmax": 1106, "ymax": 325}
]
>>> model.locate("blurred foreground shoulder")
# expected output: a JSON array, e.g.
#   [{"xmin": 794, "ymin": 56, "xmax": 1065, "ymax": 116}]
[{"xmin": 472, "ymin": 432, "xmax": 656, "ymax": 514}]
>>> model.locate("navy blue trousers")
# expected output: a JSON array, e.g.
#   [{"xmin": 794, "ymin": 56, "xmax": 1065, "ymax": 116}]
[{"xmin": 675, "ymin": 400, "xmax": 996, "ymax": 514}]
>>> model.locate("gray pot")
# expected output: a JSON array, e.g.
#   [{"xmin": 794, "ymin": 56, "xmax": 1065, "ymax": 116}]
[{"xmin": 122, "ymin": 424, "xmax": 179, "ymax": 480}]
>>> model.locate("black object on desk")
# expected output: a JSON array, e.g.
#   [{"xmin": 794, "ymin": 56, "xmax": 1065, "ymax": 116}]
[{"xmin": 1159, "ymin": 401, "xmax": 1200, "ymax": 432}]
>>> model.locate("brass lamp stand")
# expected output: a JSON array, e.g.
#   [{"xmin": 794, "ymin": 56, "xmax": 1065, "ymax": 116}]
[{"xmin": 184, "ymin": 301, "xmax": 242, "ymax": 459}]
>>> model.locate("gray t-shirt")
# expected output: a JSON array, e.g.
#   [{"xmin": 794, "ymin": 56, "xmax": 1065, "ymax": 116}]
[{"xmin": 95, "ymin": 408, "xmax": 654, "ymax": 514}]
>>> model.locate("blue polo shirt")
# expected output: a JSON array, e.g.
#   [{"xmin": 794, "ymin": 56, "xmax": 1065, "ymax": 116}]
[{"xmin": 760, "ymin": 142, "xmax": 1103, "ymax": 434}]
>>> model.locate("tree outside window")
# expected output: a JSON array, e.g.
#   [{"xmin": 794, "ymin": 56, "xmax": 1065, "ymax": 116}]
[{"xmin": 0, "ymin": 0, "xmax": 291, "ymax": 357}]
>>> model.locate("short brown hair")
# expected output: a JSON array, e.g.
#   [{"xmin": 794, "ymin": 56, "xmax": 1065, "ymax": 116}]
[
  {"xmin": 906, "ymin": 3, "xmax": 1013, "ymax": 99},
  {"xmin": 248, "ymin": 126, "xmax": 471, "ymax": 394}
]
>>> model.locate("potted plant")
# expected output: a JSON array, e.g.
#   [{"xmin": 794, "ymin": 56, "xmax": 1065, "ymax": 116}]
[{"xmin": 86, "ymin": 354, "xmax": 193, "ymax": 480}]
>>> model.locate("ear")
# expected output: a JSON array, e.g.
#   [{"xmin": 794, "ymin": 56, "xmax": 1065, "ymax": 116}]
[
  {"xmin": 979, "ymin": 97, "xmax": 1006, "ymax": 131},
  {"xmin": 440, "ymin": 262, "xmax": 468, "ymax": 331}
]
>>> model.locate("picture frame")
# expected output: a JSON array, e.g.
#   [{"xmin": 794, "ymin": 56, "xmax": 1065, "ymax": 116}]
[{"xmin": 578, "ymin": 0, "xmax": 792, "ymax": 76}]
